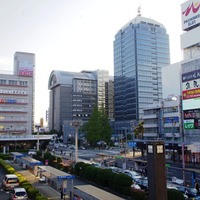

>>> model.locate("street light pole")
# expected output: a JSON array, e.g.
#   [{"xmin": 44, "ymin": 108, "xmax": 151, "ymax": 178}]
[
  {"xmin": 35, "ymin": 125, "xmax": 41, "ymax": 151},
  {"xmin": 71, "ymin": 121, "xmax": 81, "ymax": 163}
]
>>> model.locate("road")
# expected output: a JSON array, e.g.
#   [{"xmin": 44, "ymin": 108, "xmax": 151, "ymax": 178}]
[
  {"xmin": 0, "ymin": 168, "xmax": 10, "ymax": 199},
  {"xmin": 50, "ymin": 144, "xmax": 200, "ymax": 187}
]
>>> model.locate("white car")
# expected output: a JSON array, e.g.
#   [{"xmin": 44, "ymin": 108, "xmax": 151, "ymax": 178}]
[
  {"xmin": 28, "ymin": 149, "xmax": 36, "ymax": 156},
  {"xmin": 9, "ymin": 187, "xmax": 28, "ymax": 200},
  {"xmin": 131, "ymin": 183, "xmax": 141, "ymax": 190},
  {"xmin": 123, "ymin": 170, "xmax": 142, "ymax": 181}
]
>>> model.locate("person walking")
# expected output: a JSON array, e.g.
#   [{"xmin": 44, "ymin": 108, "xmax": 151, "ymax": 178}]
[
  {"xmin": 60, "ymin": 186, "xmax": 63, "ymax": 199},
  {"xmin": 195, "ymin": 180, "xmax": 199, "ymax": 193}
]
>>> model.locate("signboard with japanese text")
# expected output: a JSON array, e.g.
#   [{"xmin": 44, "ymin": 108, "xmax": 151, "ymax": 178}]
[
  {"xmin": 181, "ymin": 0, "xmax": 200, "ymax": 31},
  {"xmin": 18, "ymin": 60, "xmax": 33, "ymax": 77},
  {"xmin": 182, "ymin": 88, "xmax": 200, "ymax": 100}
]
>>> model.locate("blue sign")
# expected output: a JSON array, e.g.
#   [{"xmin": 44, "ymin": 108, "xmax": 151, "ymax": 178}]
[
  {"xmin": 165, "ymin": 116, "xmax": 179, "ymax": 123},
  {"xmin": 128, "ymin": 142, "xmax": 136, "ymax": 147},
  {"xmin": 57, "ymin": 175, "xmax": 75, "ymax": 180}
]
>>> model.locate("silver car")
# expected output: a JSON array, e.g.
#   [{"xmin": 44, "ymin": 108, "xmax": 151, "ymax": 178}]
[{"xmin": 9, "ymin": 187, "xmax": 28, "ymax": 200}]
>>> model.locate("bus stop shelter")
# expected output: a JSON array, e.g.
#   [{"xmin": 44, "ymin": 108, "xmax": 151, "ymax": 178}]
[
  {"xmin": 38, "ymin": 165, "xmax": 75, "ymax": 198},
  {"xmin": 11, "ymin": 152, "xmax": 26, "ymax": 162},
  {"xmin": 74, "ymin": 185, "xmax": 125, "ymax": 200},
  {"xmin": 20, "ymin": 156, "xmax": 43, "ymax": 168}
]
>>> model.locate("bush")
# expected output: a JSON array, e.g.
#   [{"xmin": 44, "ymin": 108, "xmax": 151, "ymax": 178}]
[
  {"xmin": 27, "ymin": 187, "xmax": 40, "ymax": 199},
  {"xmin": 167, "ymin": 189, "xmax": 185, "ymax": 200},
  {"xmin": 21, "ymin": 181, "xmax": 32, "ymax": 190},
  {"xmin": 35, "ymin": 193, "xmax": 48, "ymax": 200},
  {"xmin": 96, "ymin": 168, "xmax": 112, "ymax": 187},
  {"xmin": 113, "ymin": 173, "xmax": 132, "ymax": 194},
  {"xmin": 130, "ymin": 188, "xmax": 147, "ymax": 200}
]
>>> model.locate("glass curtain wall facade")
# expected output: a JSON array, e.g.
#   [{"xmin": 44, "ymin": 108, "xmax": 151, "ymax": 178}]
[{"xmin": 114, "ymin": 16, "xmax": 170, "ymax": 122}]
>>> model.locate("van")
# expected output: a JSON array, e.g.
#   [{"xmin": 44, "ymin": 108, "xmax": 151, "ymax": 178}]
[{"xmin": 2, "ymin": 174, "xmax": 19, "ymax": 190}]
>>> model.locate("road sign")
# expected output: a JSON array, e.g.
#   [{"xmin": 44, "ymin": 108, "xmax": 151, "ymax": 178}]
[{"xmin": 128, "ymin": 142, "xmax": 136, "ymax": 147}]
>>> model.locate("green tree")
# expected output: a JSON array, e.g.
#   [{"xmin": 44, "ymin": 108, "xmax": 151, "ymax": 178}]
[
  {"xmin": 100, "ymin": 106, "xmax": 112, "ymax": 144},
  {"xmin": 85, "ymin": 105, "xmax": 102, "ymax": 145},
  {"xmin": 134, "ymin": 121, "xmax": 144, "ymax": 139},
  {"xmin": 83, "ymin": 104, "xmax": 112, "ymax": 146}
]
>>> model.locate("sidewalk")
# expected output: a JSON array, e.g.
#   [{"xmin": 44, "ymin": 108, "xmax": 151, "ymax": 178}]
[{"xmin": 10, "ymin": 162, "xmax": 62, "ymax": 200}]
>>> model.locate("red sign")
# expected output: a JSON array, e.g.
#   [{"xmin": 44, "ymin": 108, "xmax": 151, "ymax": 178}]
[{"xmin": 182, "ymin": 88, "xmax": 200, "ymax": 100}]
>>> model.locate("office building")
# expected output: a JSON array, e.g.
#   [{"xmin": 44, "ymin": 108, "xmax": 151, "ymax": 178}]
[
  {"xmin": 143, "ymin": 95, "xmax": 182, "ymax": 142},
  {"xmin": 113, "ymin": 14, "xmax": 170, "ymax": 133},
  {"xmin": 48, "ymin": 69, "xmax": 112, "ymax": 133},
  {"xmin": 105, "ymin": 77, "xmax": 114, "ymax": 120},
  {"xmin": 162, "ymin": 62, "xmax": 181, "ymax": 98},
  {"xmin": 0, "ymin": 52, "xmax": 35, "ymax": 137}
]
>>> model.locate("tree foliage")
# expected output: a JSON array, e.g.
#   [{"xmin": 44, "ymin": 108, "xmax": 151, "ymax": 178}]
[
  {"xmin": 134, "ymin": 121, "xmax": 144, "ymax": 139},
  {"xmin": 82, "ymin": 104, "xmax": 112, "ymax": 146}
]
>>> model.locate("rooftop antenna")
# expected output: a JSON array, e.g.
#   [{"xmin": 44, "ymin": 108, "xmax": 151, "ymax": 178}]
[{"xmin": 137, "ymin": 3, "xmax": 141, "ymax": 16}]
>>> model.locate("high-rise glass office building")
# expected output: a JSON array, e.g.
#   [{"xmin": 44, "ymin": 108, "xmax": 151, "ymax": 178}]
[{"xmin": 114, "ymin": 15, "xmax": 170, "ymax": 124}]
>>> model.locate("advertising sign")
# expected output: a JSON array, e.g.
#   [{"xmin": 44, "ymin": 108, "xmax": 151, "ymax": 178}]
[
  {"xmin": 181, "ymin": 0, "xmax": 200, "ymax": 31},
  {"xmin": 182, "ymin": 69, "xmax": 200, "ymax": 82},
  {"xmin": 184, "ymin": 109, "xmax": 200, "ymax": 119},
  {"xmin": 182, "ymin": 79, "xmax": 200, "ymax": 90},
  {"xmin": 184, "ymin": 119, "xmax": 195, "ymax": 129},
  {"xmin": 18, "ymin": 60, "xmax": 33, "ymax": 77},
  {"xmin": 182, "ymin": 98, "xmax": 200, "ymax": 110},
  {"xmin": 182, "ymin": 88, "xmax": 200, "ymax": 99}
]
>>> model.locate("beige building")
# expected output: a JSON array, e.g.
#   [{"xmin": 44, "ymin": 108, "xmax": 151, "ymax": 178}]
[{"xmin": 0, "ymin": 52, "xmax": 35, "ymax": 136}]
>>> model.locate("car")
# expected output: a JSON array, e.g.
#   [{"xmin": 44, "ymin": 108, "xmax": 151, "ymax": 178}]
[
  {"xmin": 91, "ymin": 162, "xmax": 102, "ymax": 168},
  {"xmin": 97, "ymin": 141, "xmax": 107, "ymax": 146},
  {"xmin": 131, "ymin": 183, "xmax": 141, "ymax": 190},
  {"xmin": 9, "ymin": 187, "xmax": 28, "ymax": 200},
  {"xmin": 2, "ymin": 174, "xmax": 19, "ymax": 191},
  {"xmin": 108, "ymin": 166, "xmax": 123, "ymax": 174},
  {"xmin": 123, "ymin": 170, "xmax": 142, "ymax": 181},
  {"xmin": 39, "ymin": 176, "xmax": 46, "ymax": 183},
  {"xmin": 134, "ymin": 177, "xmax": 148, "ymax": 191},
  {"xmin": 28, "ymin": 149, "xmax": 36, "ymax": 156},
  {"xmin": 79, "ymin": 146, "xmax": 86, "ymax": 150},
  {"xmin": 177, "ymin": 185, "xmax": 198, "ymax": 198}
]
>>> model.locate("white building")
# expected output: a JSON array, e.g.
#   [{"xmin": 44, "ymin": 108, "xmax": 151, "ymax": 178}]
[
  {"xmin": 143, "ymin": 95, "xmax": 182, "ymax": 144},
  {"xmin": 0, "ymin": 52, "xmax": 35, "ymax": 137},
  {"xmin": 180, "ymin": 0, "xmax": 200, "ymax": 144}
]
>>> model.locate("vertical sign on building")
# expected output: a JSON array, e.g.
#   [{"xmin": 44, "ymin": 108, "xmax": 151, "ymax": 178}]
[
  {"xmin": 147, "ymin": 141, "xmax": 167, "ymax": 200},
  {"xmin": 182, "ymin": 68, "xmax": 200, "ymax": 129}
]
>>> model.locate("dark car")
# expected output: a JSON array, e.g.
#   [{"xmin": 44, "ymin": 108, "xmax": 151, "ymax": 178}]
[{"xmin": 177, "ymin": 185, "xmax": 198, "ymax": 198}]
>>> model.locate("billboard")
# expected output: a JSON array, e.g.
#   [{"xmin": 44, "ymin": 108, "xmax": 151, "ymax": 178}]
[
  {"xmin": 181, "ymin": 0, "xmax": 200, "ymax": 31},
  {"xmin": 183, "ymin": 109, "xmax": 200, "ymax": 129},
  {"xmin": 18, "ymin": 60, "xmax": 33, "ymax": 77},
  {"xmin": 184, "ymin": 109, "xmax": 200, "ymax": 118},
  {"xmin": 182, "ymin": 88, "xmax": 200, "ymax": 99},
  {"xmin": 182, "ymin": 79, "xmax": 200, "ymax": 90},
  {"xmin": 182, "ymin": 69, "xmax": 200, "ymax": 82},
  {"xmin": 182, "ymin": 98, "xmax": 200, "ymax": 110}
]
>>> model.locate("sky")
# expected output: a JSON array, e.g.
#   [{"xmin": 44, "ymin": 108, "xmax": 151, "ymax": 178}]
[{"xmin": 0, "ymin": 0, "xmax": 186, "ymax": 125}]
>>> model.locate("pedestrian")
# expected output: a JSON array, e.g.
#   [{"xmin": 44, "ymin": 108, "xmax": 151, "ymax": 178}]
[
  {"xmin": 195, "ymin": 180, "xmax": 199, "ymax": 193},
  {"xmin": 60, "ymin": 186, "xmax": 63, "ymax": 199}
]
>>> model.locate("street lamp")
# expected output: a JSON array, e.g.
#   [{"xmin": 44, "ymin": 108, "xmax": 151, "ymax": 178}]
[
  {"xmin": 35, "ymin": 125, "xmax": 41, "ymax": 151},
  {"xmin": 71, "ymin": 121, "xmax": 81, "ymax": 163}
]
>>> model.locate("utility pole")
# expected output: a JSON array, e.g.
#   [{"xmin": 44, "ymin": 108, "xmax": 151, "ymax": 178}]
[
  {"xmin": 35, "ymin": 125, "xmax": 41, "ymax": 151},
  {"xmin": 71, "ymin": 121, "xmax": 81, "ymax": 163}
]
